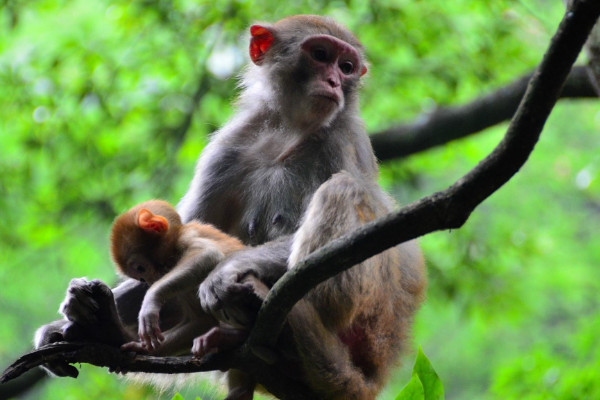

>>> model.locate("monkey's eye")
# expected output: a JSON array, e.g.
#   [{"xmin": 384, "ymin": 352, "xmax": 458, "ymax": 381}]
[
  {"xmin": 311, "ymin": 47, "xmax": 328, "ymax": 62},
  {"xmin": 339, "ymin": 61, "xmax": 354, "ymax": 75}
]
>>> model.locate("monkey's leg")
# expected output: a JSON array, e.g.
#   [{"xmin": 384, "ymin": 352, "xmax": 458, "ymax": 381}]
[
  {"xmin": 59, "ymin": 278, "xmax": 137, "ymax": 346},
  {"xmin": 33, "ymin": 320, "xmax": 80, "ymax": 377},
  {"xmin": 286, "ymin": 301, "xmax": 377, "ymax": 400},
  {"xmin": 225, "ymin": 369, "xmax": 255, "ymax": 400},
  {"xmin": 285, "ymin": 171, "xmax": 395, "ymax": 400}
]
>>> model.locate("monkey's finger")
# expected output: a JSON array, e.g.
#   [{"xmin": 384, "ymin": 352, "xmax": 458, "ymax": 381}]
[
  {"xmin": 192, "ymin": 335, "xmax": 217, "ymax": 358},
  {"xmin": 153, "ymin": 326, "xmax": 165, "ymax": 343},
  {"xmin": 88, "ymin": 279, "xmax": 117, "ymax": 308},
  {"xmin": 61, "ymin": 299, "xmax": 100, "ymax": 326},
  {"xmin": 67, "ymin": 277, "xmax": 93, "ymax": 292},
  {"xmin": 198, "ymin": 285, "xmax": 212, "ymax": 313},
  {"xmin": 139, "ymin": 331, "xmax": 153, "ymax": 351},
  {"xmin": 192, "ymin": 339, "xmax": 204, "ymax": 357},
  {"xmin": 61, "ymin": 281, "xmax": 101, "ymax": 325},
  {"xmin": 212, "ymin": 280, "xmax": 256, "ymax": 306},
  {"xmin": 149, "ymin": 332, "xmax": 161, "ymax": 350},
  {"xmin": 199, "ymin": 281, "xmax": 224, "ymax": 313},
  {"xmin": 66, "ymin": 279, "xmax": 97, "ymax": 301}
]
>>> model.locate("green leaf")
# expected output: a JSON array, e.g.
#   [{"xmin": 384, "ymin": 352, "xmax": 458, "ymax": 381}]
[
  {"xmin": 396, "ymin": 373, "xmax": 425, "ymax": 400},
  {"xmin": 172, "ymin": 394, "xmax": 185, "ymax": 400},
  {"xmin": 413, "ymin": 347, "xmax": 445, "ymax": 400}
]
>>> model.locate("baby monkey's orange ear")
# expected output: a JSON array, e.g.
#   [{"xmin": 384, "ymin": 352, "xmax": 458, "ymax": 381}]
[{"xmin": 137, "ymin": 209, "xmax": 169, "ymax": 234}]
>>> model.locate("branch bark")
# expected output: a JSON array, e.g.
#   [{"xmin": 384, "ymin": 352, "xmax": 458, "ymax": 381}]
[
  {"xmin": 0, "ymin": 366, "xmax": 45, "ymax": 399},
  {"xmin": 2, "ymin": 2, "xmax": 599, "ymax": 399},
  {"xmin": 0, "ymin": 342, "xmax": 319, "ymax": 399},
  {"xmin": 370, "ymin": 65, "xmax": 598, "ymax": 161}
]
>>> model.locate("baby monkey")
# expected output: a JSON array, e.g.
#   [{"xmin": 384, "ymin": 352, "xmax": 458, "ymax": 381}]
[
  {"xmin": 110, "ymin": 200, "xmax": 249, "ymax": 355},
  {"xmin": 111, "ymin": 200, "xmax": 259, "ymax": 398}
]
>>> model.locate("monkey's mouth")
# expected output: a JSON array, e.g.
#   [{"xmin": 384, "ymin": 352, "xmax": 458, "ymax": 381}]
[{"xmin": 313, "ymin": 93, "xmax": 340, "ymax": 105}]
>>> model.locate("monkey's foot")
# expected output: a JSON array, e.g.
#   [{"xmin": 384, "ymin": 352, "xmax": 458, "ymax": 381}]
[{"xmin": 192, "ymin": 326, "xmax": 248, "ymax": 358}]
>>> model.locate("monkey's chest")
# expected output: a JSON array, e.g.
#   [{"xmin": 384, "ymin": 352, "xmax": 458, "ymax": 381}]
[
  {"xmin": 219, "ymin": 135, "xmax": 339, "ymax": 245},
  {"xmin": 235, "ymin": 163, "xmax": 318, "ymax": 245},
  {"xmin": 231, "ymin": 156, "xmax": 327, "ymax": 243}
]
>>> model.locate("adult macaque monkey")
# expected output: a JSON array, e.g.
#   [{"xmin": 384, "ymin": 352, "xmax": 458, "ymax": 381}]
[{"xmin": 34, "ymin": 15, "xmax": 426, "ymax": 400}]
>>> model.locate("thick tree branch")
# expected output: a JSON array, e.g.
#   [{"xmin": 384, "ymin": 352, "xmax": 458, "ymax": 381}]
[
  {"xmin": 1, "ymin": 342, "xmax": 319, "ymax": 399},
  {"xmin": 249, "ymin": 0, "xmax": 600, "ymax": 352},
  {"xmin": 2, "ymin": 2, "xmax": 599, "ymax": 399},
  {"xmin": 0, "ymin": 366, "xmax": 45, "ymax": 399},
  {"xmin": 370, "ymin": 65, "xmax": 598, "ymax": 161}
]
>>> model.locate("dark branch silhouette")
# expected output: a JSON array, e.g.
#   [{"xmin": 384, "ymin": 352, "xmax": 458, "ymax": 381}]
[
  {"xmin": 2, "ymin": 1, "xmax": 600, "ymax": 399},
  {"xmin": 370, "ymin": 65, "xmax": 598, "ymax": 161},
  {"xmin": 0, "ymin": 342, "xmax": 318, "ymax": 399}
]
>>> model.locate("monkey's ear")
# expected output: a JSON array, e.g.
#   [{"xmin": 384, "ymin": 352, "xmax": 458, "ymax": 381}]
[
  {"xmin": 137, "ymin": 209, "xmax": 169, "ymax": 234},
  {"xmin": 360, "ymin": 65, "xmax": 368, "ymax": 77},
  {"xmin": 249, "ymin": 25, "xmax": 274, "ymax": 65}
]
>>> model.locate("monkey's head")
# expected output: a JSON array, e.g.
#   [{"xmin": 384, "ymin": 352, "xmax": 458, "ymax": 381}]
[
  {"xmin": 110, "ymin": 200, "xmax": 183, "ymax": 285},
  {"xmin": 243, "ymin": 15, "xmax": 368, "ymax": 131}
]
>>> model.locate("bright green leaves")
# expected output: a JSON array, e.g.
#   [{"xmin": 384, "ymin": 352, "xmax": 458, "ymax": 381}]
[{"xmin": 397, "ymin": 348, "xmax": 444, "ymax": 400}]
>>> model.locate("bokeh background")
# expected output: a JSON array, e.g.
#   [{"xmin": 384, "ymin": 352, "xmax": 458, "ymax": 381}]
[{"xmin": 1, "ymin": 1, "xmax": 599, "ymax": 399}]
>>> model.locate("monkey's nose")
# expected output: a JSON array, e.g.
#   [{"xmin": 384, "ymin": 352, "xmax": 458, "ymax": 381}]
[{"xmin": 327, "ymin": 77, "xmax": 340, "ymax": 88}]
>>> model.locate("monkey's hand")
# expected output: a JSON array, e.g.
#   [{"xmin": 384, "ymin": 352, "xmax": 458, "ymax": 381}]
[
  {"xmin": 199, "ymin": 261, "xmax": 266, "ymax": 329},
  {"xmin": 137, "ymin": 303, "xmax": 164, "ymax": 351},
  {"xmin": 200, "ymin": 240, "xmax": 288, "ymax": 328}
]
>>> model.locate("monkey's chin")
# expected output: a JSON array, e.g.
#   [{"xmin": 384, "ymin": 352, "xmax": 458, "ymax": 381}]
[{"xmin": 309, "ymin": 96, "xmax": 342, "ymax": 126}]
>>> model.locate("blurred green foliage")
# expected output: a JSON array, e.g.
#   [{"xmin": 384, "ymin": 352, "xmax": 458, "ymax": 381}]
[{"xmin": 1, "ymin": 0, "xmax": 599, "ymax": 399}]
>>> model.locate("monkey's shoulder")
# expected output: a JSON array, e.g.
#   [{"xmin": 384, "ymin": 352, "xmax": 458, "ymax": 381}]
[{"xmin": 180, "ymin": 221, "xmax": 245, "ymax": 254}]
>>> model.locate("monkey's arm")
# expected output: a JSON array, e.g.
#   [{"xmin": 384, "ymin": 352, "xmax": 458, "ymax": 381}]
[
  {"xmin": 199, "ymin": 237, "xmax": 291, "ymax": 329},
  {"xmin": 137, "ymin": 246, "xmax": 224, "ymax": 350}
]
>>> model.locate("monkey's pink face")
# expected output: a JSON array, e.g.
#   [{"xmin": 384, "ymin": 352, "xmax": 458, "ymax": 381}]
[{"xmin": 300, "ymin": 34, "xmax": 364, "ymax": 115}]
